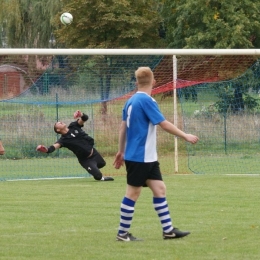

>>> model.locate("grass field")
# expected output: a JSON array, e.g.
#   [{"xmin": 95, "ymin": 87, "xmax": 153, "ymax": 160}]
[
  {"xmin": 0, "ymin": 174, "xmax": 259, "ymax": 260},
  {"xmin": 0, "ymin": 155, "xmax": 185, "ymax": 180}
]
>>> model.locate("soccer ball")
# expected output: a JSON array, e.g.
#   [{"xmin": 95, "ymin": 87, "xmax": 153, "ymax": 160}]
[{"xmin": 60, "ymin": 12, "xmax": 73, "ymax": 25}]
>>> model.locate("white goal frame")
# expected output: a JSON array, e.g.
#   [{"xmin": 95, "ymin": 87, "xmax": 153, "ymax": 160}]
[
  {"xmin": 1, "ymin": 48, "xmax": 260, "ymax": 56},
  {"xmin": 1, "ymin": 48, "xmax": 259, "ymax": 172}
]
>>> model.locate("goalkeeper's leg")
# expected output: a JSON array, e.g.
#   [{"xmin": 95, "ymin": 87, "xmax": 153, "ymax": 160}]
[
  {"xmin": 91, "ymin": 148, "xmax": 106, "ymax": 169},
  {"xmin": 79, "ymin": 152, "xmax": 114, "ymax": 181},
  {"xmin": 80, "ymin": 159, "xmax": 103, "ymax": 180}
]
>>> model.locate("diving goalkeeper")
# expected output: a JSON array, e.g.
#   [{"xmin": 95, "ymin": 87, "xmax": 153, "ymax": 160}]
[{"xmin": 36, "ymin": 110, "xmax": 114, "ymax": 181}]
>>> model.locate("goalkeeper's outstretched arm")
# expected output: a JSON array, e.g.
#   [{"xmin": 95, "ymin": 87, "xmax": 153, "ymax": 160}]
[
  {"xmin": 36, "ymin": 143, "xmax": 61, "ymax": 153},
  {"xmin": 73, "ymin": 110, "xmax": 89, "ymax": 126}
]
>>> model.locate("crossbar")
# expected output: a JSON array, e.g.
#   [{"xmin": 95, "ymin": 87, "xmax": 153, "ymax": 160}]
[{"xmin": 1, "ymin": 48, "xmax": 260, "ymax": 55}]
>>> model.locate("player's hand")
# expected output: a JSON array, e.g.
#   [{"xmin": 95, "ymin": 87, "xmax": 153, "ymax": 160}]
[
  {"xmin": 36, "ymin": 145, "xmax": 48, "ymax": 153},
  {"xmin": 73, "ymin": 110, "xmax": 82, "ymax": 119},
  {"xmin": 113, "ymin": 152, "xmax": 124, "ymax": 169},
  {"xmin": 184, "ymin": 134, "xmax": 199, "ymax": 144}
]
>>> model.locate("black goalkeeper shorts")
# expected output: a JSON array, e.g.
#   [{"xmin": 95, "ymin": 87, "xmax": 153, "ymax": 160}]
[{"xmin": 125, "ymin": 160, "xmax": 163, "ymax": 187}]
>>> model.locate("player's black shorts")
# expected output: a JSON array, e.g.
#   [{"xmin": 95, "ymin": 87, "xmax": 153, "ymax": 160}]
[{"xmin": 125, "ymin": 160, "xmax": 163, "ymax": 187}]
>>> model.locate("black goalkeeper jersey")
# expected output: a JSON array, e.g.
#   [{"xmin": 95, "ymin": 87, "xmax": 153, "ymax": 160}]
[{"xmin": 56, "ymin": 121, "xmax": 94, "ymax": 159}]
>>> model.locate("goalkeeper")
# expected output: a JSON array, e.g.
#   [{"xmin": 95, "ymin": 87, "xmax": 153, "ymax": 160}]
[{"xmin": 36, "ymin": 110, "xmax": 114, "ymax": 181}]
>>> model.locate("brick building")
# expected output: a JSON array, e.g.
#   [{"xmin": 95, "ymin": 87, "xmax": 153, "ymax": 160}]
[{"xmin": 0, "ymin": 65, "xmax": 26, "ymax": 100}]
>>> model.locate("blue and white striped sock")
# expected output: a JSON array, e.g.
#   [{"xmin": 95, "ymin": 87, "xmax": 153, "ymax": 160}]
[
  {"xmin": 153, "ymin": 197, "xmax": 173, "ymax": 233},
  {"xmin": 118, "ymin": 197, "xmax": 135, "ymax": 235}
]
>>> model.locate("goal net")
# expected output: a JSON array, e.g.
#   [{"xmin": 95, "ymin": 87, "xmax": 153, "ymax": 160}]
[{"xmin": 0, "ymin": 49, "xmax": 260, "ymax": 180}]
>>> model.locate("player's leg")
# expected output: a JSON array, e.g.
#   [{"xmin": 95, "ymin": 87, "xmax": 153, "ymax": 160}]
[
  {"xmin": 78, "ymin": 157, "xmax": 113, "ymax": 181},
  {"xmin": 146, "ymin": 162, "xmax": 190, "ymax": 239},
  {"xmin": 116, "ymin": 161, "xmax": 148, "ymax": 241},
  {"xmin": 91, "ymin": 148, "xmax": 106, "ymax": 169},
  {"xmin": 89, "ymin": 148, "xmax": 114, "ymax": 180},
  {"xmin": 116, "ymin": 185, "xmax": 143, "ymax": 241}
]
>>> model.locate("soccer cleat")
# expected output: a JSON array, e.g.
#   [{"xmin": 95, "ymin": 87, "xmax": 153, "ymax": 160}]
[
  {"xmin": 163, "ymin": 228, "xmax": 190, "ymax": 239},
  {"xmin": 116, "ymin": 232, "xmax": 143, "ymax": 242},
  {"xmin": 103, "ymin": 176, "xmax": 114, "ymax": 181}
]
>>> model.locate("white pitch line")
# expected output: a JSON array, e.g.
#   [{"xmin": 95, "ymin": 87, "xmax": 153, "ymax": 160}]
[
  {"xmin": 6, "ymin": 176, "xmax": 87, "ymax": 182},
  {"xmin": 225, "ymin": 174, "xmax": 260, "ymax": 176}
]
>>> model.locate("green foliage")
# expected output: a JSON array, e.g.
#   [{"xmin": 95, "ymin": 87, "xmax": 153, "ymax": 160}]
[
  {"xmin": 55, "ymin": 0, "xmax": 165, "ymax": 48},
  {"xmin": 162, "ymin": 0, "xmax": 260, "ymax": 48},
  {"xmin": 214, "ymin": 85, "xmax": 236, "ymax": 115},
  {"xmin": 0, "ymin": 0, "xmax": 62, "ymax": 47},
  {"xmin": 210, "ymin": 84, "xmax": 259, "ymax": 115},
  {"xmin": 211, "ymin": 63, "xmax": 260, "ymax": 114},
  {"xmin": 2, "ymin": 0, "xmax": 260, "ymax": 49},
  {"xmin": 243, "ymin": 93, "xmax": 260, "ymax": 111},
  {"xmin": 0, "ymin": 0, "xmax": 166, "ymax": 48}
]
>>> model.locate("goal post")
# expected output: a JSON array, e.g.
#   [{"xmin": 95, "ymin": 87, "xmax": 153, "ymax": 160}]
[
  {"xmin": 173, "ymin": 55, "xmax": 178, "ymax": 173},
  {"xmin": 1, "ymin": 48, "xmax": 260, "ymax": 180}
]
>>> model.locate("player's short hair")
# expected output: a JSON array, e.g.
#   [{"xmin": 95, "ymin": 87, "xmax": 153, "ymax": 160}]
[
  {"xmin": 135, "ymin": 67, "xmax": 154, "ymax": 86},
  {"xmin": 53, "ymin": 122, "xmax": 59, "ymax": 133}
]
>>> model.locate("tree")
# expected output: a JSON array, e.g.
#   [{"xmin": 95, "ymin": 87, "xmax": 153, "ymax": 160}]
[
  {"xmin": 55, "ymin": 0, "xmax": 165, "ymax": 48},
  {"xmin": 160, "ymin": 0, "xmax": 260, "ymax": 115},
  {"xmin": 162, "ymin": 0, "xmax": 260, "ymax": 48},
  {"xmin": 0, "ymin": 0, "xmax": 165, "ymax": 48},
  {"xmin": 0, "ymin": 0, "xmax": 62, "ymax": 48},
  {"xmin": 53, "ymin": 0, "xmax": 165, "ymax": 114}
]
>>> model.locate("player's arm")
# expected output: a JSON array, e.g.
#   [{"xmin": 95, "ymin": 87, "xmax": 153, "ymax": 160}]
[
  {"xmin": 73, "ymin": 110, "xmax": 89, "ymax": 126},
  {"xmin": 118, "ymin": 121, "xmax": 127, "ymax": 153},
  {"xmin": 159, "ymin": 120, "xmax": 199, "ymax": 144},
  {"xmin": 113, "ymin": 121, "xmax": 126, "ymax": 169},
  {"xmin": 36, "ymin": 143, "xmax": 61, "ymax": 153},
  {"xmin": 0, "ymin": 140, "xmax": 5, "ymax": 155}
]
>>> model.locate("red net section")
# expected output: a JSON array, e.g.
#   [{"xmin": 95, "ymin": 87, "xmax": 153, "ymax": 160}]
[
  {"xmin": 152, "ymin": 55, "xmax": 257, "ymax": 93},
  {"xmin": 115, "ymin": 55, "xmax": 258, "ymax": 99},
  {"xmin": 155, "ymin": 55, "xmax": 257, "ymax": 82}
]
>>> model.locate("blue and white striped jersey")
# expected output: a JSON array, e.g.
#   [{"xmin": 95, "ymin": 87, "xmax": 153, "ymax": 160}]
[{"xmin": 122, "ymin": 91, "xmax": 165, "ymax": 162}]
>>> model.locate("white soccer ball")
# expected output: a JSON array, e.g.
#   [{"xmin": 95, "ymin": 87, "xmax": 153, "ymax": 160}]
[{"xmin": 60, "ymin": 12, "xmax": 73, "ymax": 25}]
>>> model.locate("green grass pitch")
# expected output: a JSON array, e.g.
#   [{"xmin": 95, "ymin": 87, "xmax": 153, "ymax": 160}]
[{"xmin": 0, "ymin": 174, "xmax": 259, "ymax": 259}]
